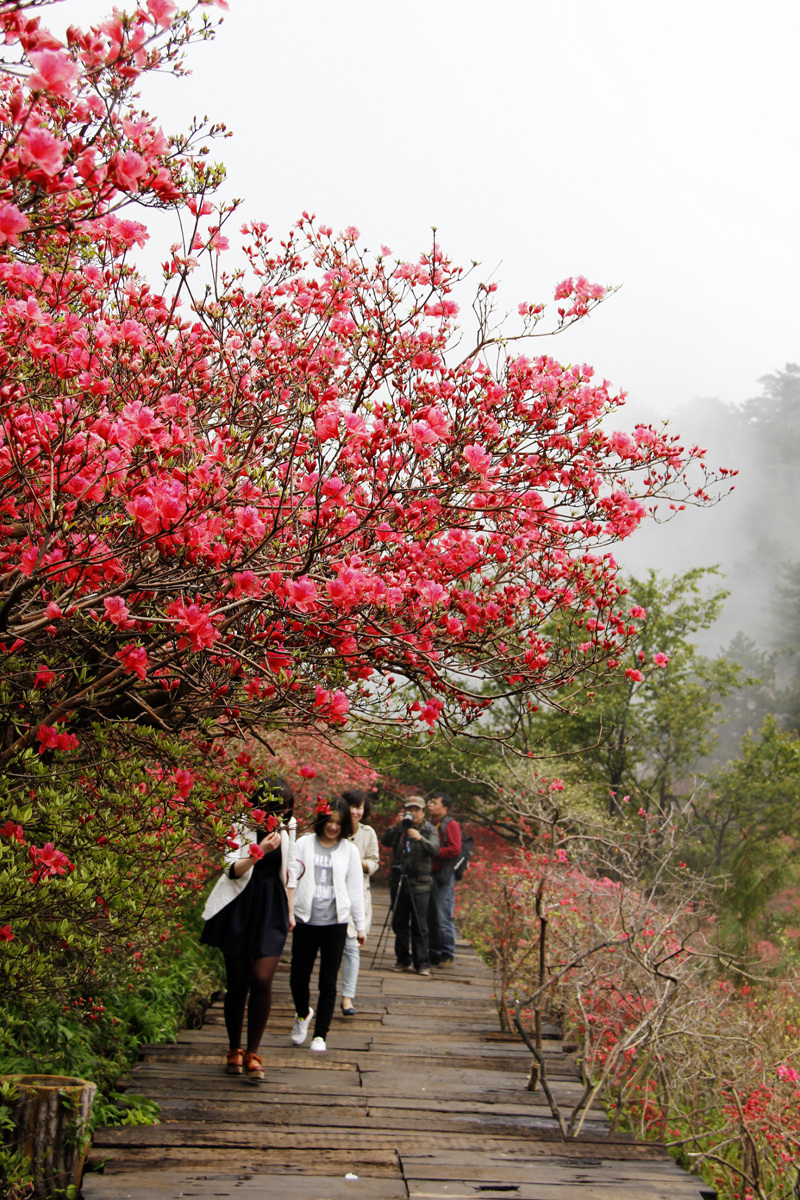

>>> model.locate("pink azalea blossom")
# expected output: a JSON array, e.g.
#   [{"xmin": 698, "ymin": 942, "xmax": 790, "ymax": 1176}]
[
  {"xmin": 147, "ymin": 0, "xmax": 177, "ymax": 28},
  {"xmin": 167, "ymin": 598, "xmax": 220, "ymax": 651},
  {"xmin": 28, "ymin": 842, "xmax": 74, "ymax": 882},
  {"xmin": 34, "ymin": 665, "xmax": 55, "ymax": 688},
  {"xmin": 104, "ymin": 596, "xmax": 132, "ymax": 627},
  {"xmin": 463, "ymin": 444, "xmax": 492, "ymax": 473},
  {"xmin": 19, "ymin": 128, "xmax": 65, "ymax": 176},
  {"xmin": 0, "ymin": 203, "xmax": 29, "ymax": 247},
  {"xmin": 116, "ymin": 644, "xmax": 149, "ymax": 680},
  {"xmin": 37, "ymin": 724, "xmax": 79, "ymax": 754},
  {"xmin": 172, "ymin": 768, "xmax": 195, "ymax": 797},
  {"xmin": 28, "ymin": 50, "xmax": 80, "ymax": 99}
]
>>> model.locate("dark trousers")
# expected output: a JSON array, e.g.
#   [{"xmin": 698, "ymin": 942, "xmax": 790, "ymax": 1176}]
[
  {"xmin": 290, "ymin": 921, "xmax": 348, "ymax": 1041},
  {"xmin": 428, "ymin": 873, "xmax": 456, "ymax": 962},
  {"xmin": 391, "ymin": 874, "xmax": 430, "ymax": 969}
]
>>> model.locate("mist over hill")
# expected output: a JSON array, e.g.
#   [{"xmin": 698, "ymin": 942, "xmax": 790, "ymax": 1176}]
[{"xmin": 614, "ymin": 364, "xmax": 800, "ymax": 661}]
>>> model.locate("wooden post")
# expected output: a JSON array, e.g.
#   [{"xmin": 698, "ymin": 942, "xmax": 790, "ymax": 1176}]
[{"xmin": 1, "ymin": 1074, "xmax": 97, "ymax": 1199}]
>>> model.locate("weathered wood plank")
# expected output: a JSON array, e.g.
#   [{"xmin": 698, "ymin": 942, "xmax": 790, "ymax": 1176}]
[
  {"xmin": 84, "ymin": 1169, "xmax": 409, "ymax": 1199},
  {"xmin": 90, "ymin": 1146, "xmax": 402, "ymax": 1176}
]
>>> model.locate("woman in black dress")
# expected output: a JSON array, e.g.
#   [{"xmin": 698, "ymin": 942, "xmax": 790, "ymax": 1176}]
[{"xmin": 201, "ymin": 778, "xmax": 296, "ymax": 1082}]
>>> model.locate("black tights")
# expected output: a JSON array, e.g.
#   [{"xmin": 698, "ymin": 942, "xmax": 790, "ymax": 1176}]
[{"xmin": 223, "ymin": 954, "xmax": 280, "ymax": 1055}]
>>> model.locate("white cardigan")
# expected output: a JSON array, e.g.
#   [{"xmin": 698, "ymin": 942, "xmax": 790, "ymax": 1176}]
[
  {"xmin": 201, "ymin": 819, "xmax": 297, "ymax": 922},
  {"xmin": 346, "ymin": 823, "xmax": 380, "ymax": 937},
  {"xmin": 292, "ymin": 833, "xmax": 366, "ymax": 933}
]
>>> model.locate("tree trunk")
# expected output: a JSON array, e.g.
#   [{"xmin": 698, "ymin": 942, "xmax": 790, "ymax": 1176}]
[{"xmin": 2, "ymin": 1074, "xmax": 97, "ymax": 1199}]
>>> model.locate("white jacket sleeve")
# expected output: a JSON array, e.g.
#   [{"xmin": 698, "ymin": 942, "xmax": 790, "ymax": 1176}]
[
  {"xmin": 223, "ymin": 821, "xmax": 254, "ymax": 868},
  {"xmin": 347, "ymin": 840, "xmax": 366, "ymax": 933},
  {"xmin": 363, "ymin": 826, "xmax": 380, "ymax": 876},
  {"xmin": 285, "ymin": 817, "xmax": 297, "ymax": 887}
]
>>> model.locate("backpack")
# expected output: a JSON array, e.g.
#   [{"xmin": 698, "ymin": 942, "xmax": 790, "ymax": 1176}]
[
  {"xmin": 453, "ymin": 834, "xmax": 474, "ymax": 881},
  {"xmin": 439, "ymin": 816, "xmax": 474, "ymax": 882}
]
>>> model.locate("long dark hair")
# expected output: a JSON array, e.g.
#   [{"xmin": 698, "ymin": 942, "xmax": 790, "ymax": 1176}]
[
  {"xmin": 342, "ymin": 787, "xmax": 371, "ymax": 822},
  {"xmin": 312, "ymin": 794, "xmax": 353, "ymax": 840},
  {"xmin": 251, "ymin": 775, "xmax": 294, "ymax": 820}
]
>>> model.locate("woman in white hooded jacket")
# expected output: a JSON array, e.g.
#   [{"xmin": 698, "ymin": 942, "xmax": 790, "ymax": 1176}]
[
  {"xmin": 201, "ymin": 779, "xmax": 297, "ymax": 1082},
  {"xmin": 289, "ymin": 795, "xmax": 365, "ymax": 1053}
]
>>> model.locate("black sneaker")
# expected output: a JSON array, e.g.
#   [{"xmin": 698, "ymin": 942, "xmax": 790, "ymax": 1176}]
[{"xmin": 390, "ymin": 961, "xmax": 413, "ymax": 971}]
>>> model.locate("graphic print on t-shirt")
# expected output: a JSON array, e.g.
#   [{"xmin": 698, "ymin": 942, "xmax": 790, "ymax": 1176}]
[{"xmin": 309, "ymin": 839, "xmax": 337, "ymax": 925}]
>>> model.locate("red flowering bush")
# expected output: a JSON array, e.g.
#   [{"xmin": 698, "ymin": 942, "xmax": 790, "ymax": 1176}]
[
  {"xmin": 0, "ymin": 721, "xmax": 262, "ymax": 999},
  {"xmin": 458, "ymin": 772, "xmax": 800, "ymax": 1197}
]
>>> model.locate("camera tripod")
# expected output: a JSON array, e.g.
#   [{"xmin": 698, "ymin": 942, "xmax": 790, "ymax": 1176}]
[{"xmin": 371, "ymin": 861, "xmax": 430, "ymax": 969}]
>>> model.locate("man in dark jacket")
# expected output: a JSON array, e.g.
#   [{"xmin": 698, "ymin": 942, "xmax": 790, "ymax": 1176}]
[
  {"xmin": 381, "ymin": 796, "xmax": 439, "ymax": 975},
  {"xmin": 426, "ymin": 791, "xmax": 462, "ymax": 967}
]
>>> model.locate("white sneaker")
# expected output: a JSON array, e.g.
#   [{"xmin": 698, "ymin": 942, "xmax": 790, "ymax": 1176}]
[
  {"xmin": 310, "ymin": 1036, "xmax": 327, "ymax": 1052},
  {"xmin": 291, "ymin": 1007, "xmax": 314, "ymax": 1045}
]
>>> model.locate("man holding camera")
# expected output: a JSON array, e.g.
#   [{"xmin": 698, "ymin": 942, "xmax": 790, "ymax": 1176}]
[{"xmin": 381, "ymin": 796, "xmax": 439, "ymax": 976}]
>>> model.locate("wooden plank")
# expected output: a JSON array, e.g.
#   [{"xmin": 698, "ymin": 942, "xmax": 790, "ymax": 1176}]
[
  {"xmin": 405, "ymin": 1187, "xmax": 711, "ymax": 1200},
  {"xmin": 84, "ymin": 1170, "xmax": 409, "ymax": 1199},
  {"xmin": 91, "ymin": 1146, "xmax": 402, "ymax": 1176}
]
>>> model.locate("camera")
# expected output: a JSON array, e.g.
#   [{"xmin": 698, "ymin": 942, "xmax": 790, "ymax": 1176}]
[{"xmin": 401, "ymin": 811, "xmax": 415, "ymax": 829}]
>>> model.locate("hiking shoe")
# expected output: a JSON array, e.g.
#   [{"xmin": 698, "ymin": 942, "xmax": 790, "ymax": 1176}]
[
  {"xmin": 243, "ymin": 1051, "xmax": 264, "ymax": 1082},
  {"xmin": 439, "ymin": 956, "xmax": 455, "ymax": 967},
  {"xmin": 310, "ymin": 1036, "xmax": 327, "ymax": 1052},
  {"xmin": 390, "ymin": 961, "xmax": 413, "ymax": 971},
  {"xmin": 226, "ymin": 1047, "xmax": 244, "ymax": 1075},
  {"xmin": 291, "ymin": 1007, "xmax": 314, "ymax": 1045},
  {"xmin": 416, "ymin": 967, "xmax": 431, "ymax": 976}
]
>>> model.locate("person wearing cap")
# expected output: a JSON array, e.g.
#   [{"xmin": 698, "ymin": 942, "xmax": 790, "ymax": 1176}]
[{"xmin": 381, "ymin": 795, "xmax": 439, "ymax": 975}]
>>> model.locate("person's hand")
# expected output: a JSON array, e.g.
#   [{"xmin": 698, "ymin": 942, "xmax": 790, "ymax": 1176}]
[
  {"xmin": 407, "ymin": 827, "xmax": 422, "ymax": 841},
  {"xmin": 394, "ymin": 810, "xmax": 405, "ymax": 824},
  {"xmin": 362, "ymin": 859, "xmax": 370, "ymax": 874},
  {"xmin": 357, "ymin": 932, "xmax": 367, "ymax": 947},
  {"xmin": 259, "ymin": 830, "xmax": 281, "ymax": 853}
]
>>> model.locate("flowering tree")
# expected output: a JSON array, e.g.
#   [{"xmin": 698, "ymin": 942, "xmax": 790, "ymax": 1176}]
[
  {"xmin": 0, "ymin": 1, "xmax": 731, "ymax": 769},
  {"xmin": 0, "ymin": 0, "xmax": 731, "ymax": 998}
]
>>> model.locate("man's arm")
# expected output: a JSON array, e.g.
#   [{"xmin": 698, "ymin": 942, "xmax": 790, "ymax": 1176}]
[
  {"xmin": 418, "ymin": 824, "xmax": 440, "ymax": 858},
  {"xmin": 381, "ymin": 825, "xmax": 400, "ymax": 849},
  {"xmin": 438, "ymin": 819, "xmax": 462, "ymax": 860}
]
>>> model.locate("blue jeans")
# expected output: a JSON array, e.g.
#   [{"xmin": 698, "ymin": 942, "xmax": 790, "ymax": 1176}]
[
  {"xmin": 428, "ymin": 874, "xmax": 456, "ymax": 960},
  {"xmin": 341, "ymin": 935, "xmax": 359, "ymax": 999}
]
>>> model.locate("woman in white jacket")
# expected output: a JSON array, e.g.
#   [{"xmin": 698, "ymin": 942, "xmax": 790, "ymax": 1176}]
[
  {"xmin": 340, "ymin": 789, "xmax": 380, "ymax": 1016},
  {"xmin": 201, "ymin": 779, "xmax": 297, "ymax": 1082},
  {"xmin": 289, "ymin": 795, "xmax": 366, "ymax": 1053}
]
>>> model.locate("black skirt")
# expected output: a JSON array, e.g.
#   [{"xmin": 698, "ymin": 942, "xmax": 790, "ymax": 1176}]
[{"xmin": 201, "ymin": 843, "xmax": 289, "ymax": 959}]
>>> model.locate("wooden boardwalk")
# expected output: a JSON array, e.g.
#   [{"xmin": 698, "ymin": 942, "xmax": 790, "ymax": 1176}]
[{"xmin": 83, "ymin": 890, "xmax": 715, "ymax": 1200}]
